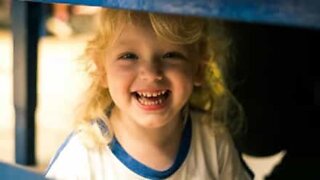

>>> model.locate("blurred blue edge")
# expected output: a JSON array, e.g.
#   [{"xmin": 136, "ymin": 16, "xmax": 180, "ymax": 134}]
[
  {"xmin": 0, "ymin": 161, "xmax": 45, "ymax": 180},
  {"xmin": 23, "ymin": 0, "xmax": 320, "ymax": 29}
]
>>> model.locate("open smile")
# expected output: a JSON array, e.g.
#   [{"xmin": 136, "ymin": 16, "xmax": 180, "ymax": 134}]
[{"xmin": 132, "ymin": 90, "xmax": 171, "ymax": 110}]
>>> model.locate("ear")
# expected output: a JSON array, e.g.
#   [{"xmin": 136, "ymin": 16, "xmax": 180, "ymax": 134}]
[
  {"xmin": 94, "ymin": 58, "xmax": 108, "ymax": 88},
  {"xmin": 99, "ymin": 68, "xmax": 108, "ymax": 88},
  {"xmin": 193, "ymin": 81, "xmax": 202, "ymax": 87},
  {"xmin": 100, "ymin": 73, "xmax": 108, "ymax": 88},
  {"xmin": 193, "ymin": 64, "xmax": 204, "ymax": 87},
  {"xmin": 193, "ymin": 56, "xmax": 208, "ymax": 87}
]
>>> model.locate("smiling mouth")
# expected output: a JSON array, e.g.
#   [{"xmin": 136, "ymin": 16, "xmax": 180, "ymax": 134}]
[{"xmin": 133, "ymin": 90, "xmax": 170, "ymax": 106}]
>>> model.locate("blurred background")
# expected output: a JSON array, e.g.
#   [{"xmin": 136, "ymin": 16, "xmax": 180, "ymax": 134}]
[
  {"xmin": 0, "ymin": 0, "xmax": 100, "ymax": 172},
  {"xmin": 1, "ymin": 1, "xmax": 319, "ymax": 180}
]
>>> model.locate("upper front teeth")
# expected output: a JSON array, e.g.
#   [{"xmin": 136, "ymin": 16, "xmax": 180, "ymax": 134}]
[{"xmin": 137, "ymin": 90, "xmax": 166, "ymax": 97}]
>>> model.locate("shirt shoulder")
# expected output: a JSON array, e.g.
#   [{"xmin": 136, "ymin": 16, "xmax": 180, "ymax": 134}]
[
  {"xmin": 44, "ymin": 129, "xmax": 144, "ymax": 180},
  {"xmin": 45, "ymin": 131, "xmax": 92, "ymax": 179},
  {"xmin": 189, "ymin": 110, "xmax": 252, "ymax": 180}
]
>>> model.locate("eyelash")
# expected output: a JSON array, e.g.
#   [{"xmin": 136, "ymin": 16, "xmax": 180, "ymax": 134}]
[
  {"xmin": 118, "ymin": 53, "xmax": 138, "ymax": 60},
  {"xmin": 162, "ymin": 52, "xmax": 186, "ymax": 60},
  {"xmin": 117, "ymin": 52, "xmax": 186, "ymax": 61}
]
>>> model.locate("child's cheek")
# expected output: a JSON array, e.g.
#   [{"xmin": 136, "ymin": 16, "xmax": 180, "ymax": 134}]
[
  {"xmin": 163, "ymin": 63, "xmax": 194, "ymax": 78},
  {"xmin": 108, "ymin": 63, "xmax": 137, "ymax": 77}
]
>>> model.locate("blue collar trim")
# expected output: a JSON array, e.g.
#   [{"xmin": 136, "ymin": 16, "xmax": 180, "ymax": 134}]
[{"xmin": 110, "ymin": 116, "xmax": 192, "ymax": 179}]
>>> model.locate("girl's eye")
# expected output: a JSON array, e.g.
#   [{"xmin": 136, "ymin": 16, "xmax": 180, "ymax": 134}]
[
  {"xmin": 162, "ymin": 52, "xmax": 186, "ymax": 60},
  {"xmin": 118, "ymin": 53, "xmax": 138, "ymax": 60}
]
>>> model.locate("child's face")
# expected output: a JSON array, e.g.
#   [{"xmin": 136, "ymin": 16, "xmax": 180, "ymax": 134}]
[{"xmin": 103, "ymin": 22, "xmax": 201, "ymax": 129}]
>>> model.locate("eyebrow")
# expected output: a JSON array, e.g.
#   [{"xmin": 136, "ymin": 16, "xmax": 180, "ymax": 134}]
[
  {"xmin": 110, "ymin": 38, "xmax": 138, "ymax": 48},
  {"xmin": 110, "ymin": 36, "xmax": 191, "ymax": 56}
]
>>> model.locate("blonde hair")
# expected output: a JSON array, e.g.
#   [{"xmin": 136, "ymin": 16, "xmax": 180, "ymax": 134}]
[{"xmin": 76, "ymin": 8, "xmax": 244, "ymax": 147}]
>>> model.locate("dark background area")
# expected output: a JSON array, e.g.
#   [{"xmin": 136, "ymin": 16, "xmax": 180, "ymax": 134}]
[{"xmin": 230, "ymin": 22, "xmax": 320, "ymax": 179}]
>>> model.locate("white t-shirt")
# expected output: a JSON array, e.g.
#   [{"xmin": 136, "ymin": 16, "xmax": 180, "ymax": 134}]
[{"xmin": 45, "ymin": 111, "xmax": 252, "ymax": 180}]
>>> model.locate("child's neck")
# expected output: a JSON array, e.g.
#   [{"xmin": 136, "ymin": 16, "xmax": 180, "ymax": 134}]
[{"xmin": 110, "ymin": 111, "xmax": 184, "ymax": 171}]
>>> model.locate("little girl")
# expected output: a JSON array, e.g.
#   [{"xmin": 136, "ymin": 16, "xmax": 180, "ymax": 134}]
[{"xmin": 45, "ymin": 8, "xmax": 252, "ymax": 180}]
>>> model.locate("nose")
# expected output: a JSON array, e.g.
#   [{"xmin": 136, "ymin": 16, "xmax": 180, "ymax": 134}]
[{"xmin": 139, "ymin": 61, "xmax": 163, "ymax": 82}]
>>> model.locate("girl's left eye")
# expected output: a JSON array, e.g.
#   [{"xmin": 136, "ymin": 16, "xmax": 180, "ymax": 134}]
[{"xmin": 162, "ymin": 52, "xmax": 186, "ymax": 60}]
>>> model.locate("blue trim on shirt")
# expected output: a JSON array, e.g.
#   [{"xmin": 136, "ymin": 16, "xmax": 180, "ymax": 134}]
[
  {"xmin": 44, "ymin": 132, "xmax": 76, "ymax": 176},
  {"xmin": 110, "ymin": 116, "xmax": 192, "ymax": 179}
]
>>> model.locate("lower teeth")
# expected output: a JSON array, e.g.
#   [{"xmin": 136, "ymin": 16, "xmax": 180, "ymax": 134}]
[{"xmin": 138, "ymin": 98, "xmax": 163, "ymax": 105}]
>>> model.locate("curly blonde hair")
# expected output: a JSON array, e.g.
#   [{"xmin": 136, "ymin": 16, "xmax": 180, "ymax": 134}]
[{"xmin": 76, "ymin": 8, "xmax": 244, "ymax": 147}]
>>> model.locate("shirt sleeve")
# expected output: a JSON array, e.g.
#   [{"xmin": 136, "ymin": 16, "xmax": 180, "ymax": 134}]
[
  {"xmin": 216, "ymin": 131, "xmax": 253, "ymax": 180},
  {"xmin": 45, "ymin": 133, "xmax": 91, "ymax": 179}
]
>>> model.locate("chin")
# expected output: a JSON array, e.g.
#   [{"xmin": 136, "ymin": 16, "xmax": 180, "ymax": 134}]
[{"xmin": 136, "ymin": 117, "xmax": 170, "ymax": 129}]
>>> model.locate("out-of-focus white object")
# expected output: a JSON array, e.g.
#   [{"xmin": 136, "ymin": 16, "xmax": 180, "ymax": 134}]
[
  {"xmin": 46, "ymin": 17, "xmax": 73, "ymax": 39},
  {"xmin": 242, "ymin": 151, "xmax": 286, "ymax": 180}
]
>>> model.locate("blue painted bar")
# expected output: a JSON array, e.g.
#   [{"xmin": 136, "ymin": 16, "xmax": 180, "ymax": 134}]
[
  {"xmin": 23, "ymin": 0, "xmax": 320, "ymax": 29},
  {"xmin": 12, "ymin": 0, "xmax": 43, "ymax": 165},
  {"xmin": 0, "ymin": 162, "xmax": 45, "ymax": 180}
]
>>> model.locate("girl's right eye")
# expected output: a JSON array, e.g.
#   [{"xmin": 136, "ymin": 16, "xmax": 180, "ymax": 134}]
[{"xmin": 118, "ymin": 53, "xmax": 138, "ymax": 60}]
